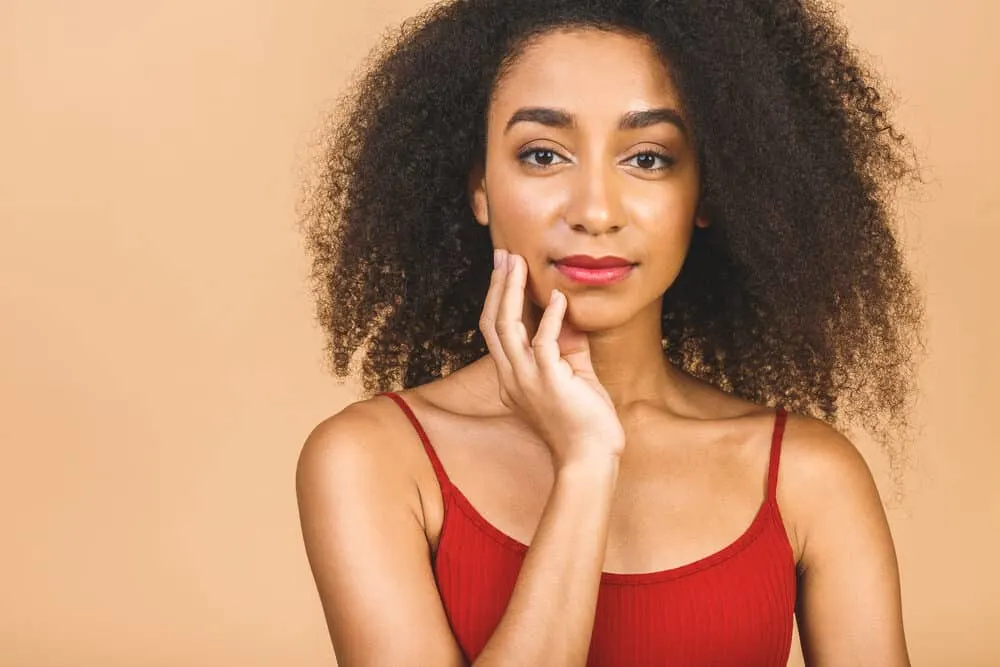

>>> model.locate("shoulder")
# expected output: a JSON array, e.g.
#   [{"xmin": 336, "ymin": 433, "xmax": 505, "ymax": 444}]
[
  {"xmin": 297, "ymin": 395, "xmax": 396, "ymax": 470},
  {"xmin": 294, "ymin": 393, "xmax": 470, "ymax": 665},
  {"xmin": 776, "ymin": 411, "xmax": 885, "ymax": 566},
  {"xmin": 296, "ymin": 393, "xmax": 424, "ymax": 522},
  {"xmin": 775, "ymin": 413, "xmax": 908, "ymax": 662},
  {"xmin": 779, "ymin": 412, "xmax": 876, "ymax": 501}
]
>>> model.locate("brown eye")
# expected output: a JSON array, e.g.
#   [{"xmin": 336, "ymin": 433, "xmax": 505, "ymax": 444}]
[
  {"xmin": 636, "ymin": 154, "xmax": 657, "ymax": 169},
  {"xmin": 625, "ymin": 151, "xmax": 674, "ymax": 171},
  {"xmin": 534, "ymin": 150, "xmax": 555, "ymax": 165},
  {"xmin": 518, "ymin": 148, "xmax": 568, "ymax": 168}
]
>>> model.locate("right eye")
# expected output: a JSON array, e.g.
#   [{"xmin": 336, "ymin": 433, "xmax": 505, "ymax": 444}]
[{"xmin": 517, "ymin": 148, "xmax": 569, "ymax": 168}]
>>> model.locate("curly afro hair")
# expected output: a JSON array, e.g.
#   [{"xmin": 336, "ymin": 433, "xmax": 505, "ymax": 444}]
[{"xmin": 301, "ymin": 0, "xmax": 926, "ymax": 477}]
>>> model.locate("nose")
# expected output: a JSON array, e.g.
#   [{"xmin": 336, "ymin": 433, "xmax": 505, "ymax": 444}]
[{"xmin": 565, "ymin": 161, "xmax": 625, "ymax": 235}]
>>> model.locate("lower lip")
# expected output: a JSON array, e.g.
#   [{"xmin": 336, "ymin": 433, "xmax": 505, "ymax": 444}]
[{"xmin": 554, "ymin": 263, "xmax": 635, "ymax": 286}]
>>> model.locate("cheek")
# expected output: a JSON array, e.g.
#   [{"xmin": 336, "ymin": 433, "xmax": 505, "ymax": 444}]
[
  {"xmin": 625, "ymin": 177, "xmax": 698, "ymax": 224},
  {"xmin": 647, "ymin": 227, "xmax": 696, "ymax": 291},
  {"xmin": 486, "ymin": 166, "xmax": 567, "ymax": 237},
  {"xmin": 626, "ymin": 187, "xmax": 698, "ymax": 277}
]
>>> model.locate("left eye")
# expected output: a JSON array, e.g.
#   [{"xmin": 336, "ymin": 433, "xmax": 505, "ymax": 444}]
[{"xmin": 625, "ymin": 152, "xmax": 673, "ymax": 170}]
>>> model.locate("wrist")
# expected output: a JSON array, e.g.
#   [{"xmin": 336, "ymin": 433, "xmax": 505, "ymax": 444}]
[{"xmin": 554, "ymin": 453, "xmax": 620, "ymax": 485}]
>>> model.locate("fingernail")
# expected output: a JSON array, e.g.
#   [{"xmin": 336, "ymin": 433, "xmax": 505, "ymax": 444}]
[
  {"xmin": 507, "ymin": 252, "xmax": 515, "ymax": 271},
  {"xmin": 493, "ymin": 249, "xmax": 501, "ymax": 269}
]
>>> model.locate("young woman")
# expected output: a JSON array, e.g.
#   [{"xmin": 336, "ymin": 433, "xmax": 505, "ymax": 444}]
[{"xmin": 296, "ymin": 1, "xmax": 924, "ymax": 665}]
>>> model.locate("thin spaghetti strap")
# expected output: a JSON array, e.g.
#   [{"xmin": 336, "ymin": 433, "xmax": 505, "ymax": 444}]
[
  {"xmin": 766, "ymin": 406, "xmax": 788, "ymax": 501},
  {"xmin": 376, "ymin": 391, "xmax": 454, "ymax": 494}
]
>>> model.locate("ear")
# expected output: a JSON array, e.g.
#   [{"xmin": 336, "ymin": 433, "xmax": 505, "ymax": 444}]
[
  {"xmin": 694, "ymin": 197, "xmax": 711, "ymax": 229},
  {"xmin": 468, "ymin": 162, "xmax": 489, "ymax": 227}
]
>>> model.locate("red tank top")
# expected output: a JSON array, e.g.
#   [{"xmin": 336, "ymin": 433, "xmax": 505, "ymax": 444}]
[{"xmin": 379, "ymin": 391, "xmax": 797, "ymax": 666}]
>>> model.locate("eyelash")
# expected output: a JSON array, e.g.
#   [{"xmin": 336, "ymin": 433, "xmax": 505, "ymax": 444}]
[{"xmin": 517, "ymin": 147, "xmax": 676, "ymax": 171}]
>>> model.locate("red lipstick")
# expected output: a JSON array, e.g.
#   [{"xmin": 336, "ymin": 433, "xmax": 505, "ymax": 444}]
[{"xmin": 553, "ymin": 255, "xmax": 636, "ymax": 286}]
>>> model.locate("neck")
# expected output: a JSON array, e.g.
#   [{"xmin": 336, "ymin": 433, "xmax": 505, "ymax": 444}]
[{"xmin": 585, "ymin": 311, "xmax": 674, "ymax": 411}]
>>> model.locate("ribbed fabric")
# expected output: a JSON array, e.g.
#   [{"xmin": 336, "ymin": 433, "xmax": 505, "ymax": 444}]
[{"xmin": 379, "ymin": 391, "xmax": 797, "ymax": 666}]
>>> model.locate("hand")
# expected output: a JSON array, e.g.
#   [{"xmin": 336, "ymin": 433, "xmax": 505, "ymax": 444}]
[{"xmin": 479, "ymin": 249, "xmax": 626, "ymax": 470}]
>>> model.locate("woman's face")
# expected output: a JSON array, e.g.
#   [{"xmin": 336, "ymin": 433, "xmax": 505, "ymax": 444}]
[{"xmin": 471, "ymin": 28, "xmax": 705, "ymax": 332}]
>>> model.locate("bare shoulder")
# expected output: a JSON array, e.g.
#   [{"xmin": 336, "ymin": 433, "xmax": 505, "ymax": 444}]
[
  {"xmin": 295, "ymin": 394, "xmax": 427, "ymax": 565},
  {"xmin": 776, "ymin": 411, "xmax": 885, "ymax": 565},
  {"xmin": 296, "ymin": 393, "xmax": 422, "ymax": 507},
  {"xmin": 298, "ymin": 393, "xmax": 401, "ymax": 455},
  {"xmin": 295, "ymin": 392, "xmax": 466, "ymax": 666},
  {"xmin": 778, "ymin": 412, "xmax": 877, "ymax": 499},
  {"xmin": 776, "ymin": 415, "xmax": 908, "ymax": 664},
  {"xmin": 298, "ymin": 396, "xmax": 395, "ymax": 477}
]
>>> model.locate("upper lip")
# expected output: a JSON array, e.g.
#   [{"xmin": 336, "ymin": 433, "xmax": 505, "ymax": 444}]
[{"xmin": 554, "ymin": 255, "xmax": 635, "ymax": 268}]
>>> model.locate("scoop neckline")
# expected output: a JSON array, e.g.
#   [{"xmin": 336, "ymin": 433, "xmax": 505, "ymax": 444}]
[
  {"xmin": 438, "ymin": 473, "xmax": 780, "ymax": 586},
  {"xmin": 378, "ymin": 389, "xmax": 787, "ymax": 586}
]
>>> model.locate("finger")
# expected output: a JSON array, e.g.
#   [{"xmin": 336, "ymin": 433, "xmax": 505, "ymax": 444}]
[
  {"xmin": 556, "ymin": 316, "xmax": 596, "ymax": 377},
  {"xmin": 532, "ymin": 289, "xmax": 566, "ymax": 378},
  {"xmin": 496, "ymin": 253, "xmax": 538, "ymax": 383},
  {"xmin": 479, "ymin": 250, "xmax": 515, "ymax": 388}
]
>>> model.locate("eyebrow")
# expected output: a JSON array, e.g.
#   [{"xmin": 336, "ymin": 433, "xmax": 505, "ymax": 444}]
[{"xmin": 504, "ymin": 106, "xmax": 689, "ymax": 137}]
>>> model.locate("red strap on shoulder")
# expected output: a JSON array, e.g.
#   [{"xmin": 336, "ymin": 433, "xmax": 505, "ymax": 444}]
[
  {"xmin": 377, "ymin": 391, "xmax": 453, "ymax": 494},
  {"xmin": 766, "ymin": 406, "xmax": 788, "ymax": 501}
]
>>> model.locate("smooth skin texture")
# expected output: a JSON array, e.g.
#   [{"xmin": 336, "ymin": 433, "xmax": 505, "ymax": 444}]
[
  {"xmin": 478, "ymin": 250, "xmax": 625, "ymax": 469},
  {"xmin": 296, "ymin": 29, "xmax": 909, "ymax": 666}
]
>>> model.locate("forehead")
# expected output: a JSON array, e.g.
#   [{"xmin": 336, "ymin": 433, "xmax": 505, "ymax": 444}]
[{"xmin": 490, "ymin": 28, "xmax": 681, "ymax": 117}]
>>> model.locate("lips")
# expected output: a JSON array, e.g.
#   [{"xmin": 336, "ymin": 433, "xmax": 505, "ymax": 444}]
[
  {"xmin": 549, "ymin": 254, "xmax": 638, "ymax": 286},
  {"xmin": 553, "ymin": 254, "xmax": 635, "ymax": 269}
]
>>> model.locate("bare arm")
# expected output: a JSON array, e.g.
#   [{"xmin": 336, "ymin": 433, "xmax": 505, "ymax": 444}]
[
  {"xmin": 296, "ymin": 400, "xmax": 617, "ymax": 667},
  {"xmin": 784, "ymin": 417, "xmax": 910, "ymax": 666},
  {"xmin": 296, "ymin": 404, "xmax": 463, "ymax": 666},
  {"xmin": 476, "ymin": 455, "xmax": 618, "ymax": 666}
]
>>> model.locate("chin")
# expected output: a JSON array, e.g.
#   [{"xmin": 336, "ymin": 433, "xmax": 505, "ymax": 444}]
[{"xmin": 561, "ymin": 296, "xmax": 636, "ymax": 333}]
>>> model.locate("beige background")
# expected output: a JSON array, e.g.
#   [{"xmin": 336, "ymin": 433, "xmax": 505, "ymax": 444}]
[{"xmin": 1, "ymin": 0, "xmax": 997, "ymax": 665}]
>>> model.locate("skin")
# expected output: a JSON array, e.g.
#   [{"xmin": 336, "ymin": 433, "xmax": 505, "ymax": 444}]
[
  {"xmin": 297, "ymin": 28, "xmax": 910, "ymax": 666},
  {"xmin": 470, "ymin": 28, "xmax": 708, "ymax": 411}
]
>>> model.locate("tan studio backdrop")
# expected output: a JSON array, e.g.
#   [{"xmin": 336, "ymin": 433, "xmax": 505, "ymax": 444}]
[{"xmin": 1, "ymin": 0, "xmax": 998, "ymax": 665}]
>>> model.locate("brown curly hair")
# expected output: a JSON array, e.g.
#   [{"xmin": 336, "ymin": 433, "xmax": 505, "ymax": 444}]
[{"xmin": 300, "ymin": 0, "xmax": 926, "ymax": 482}]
